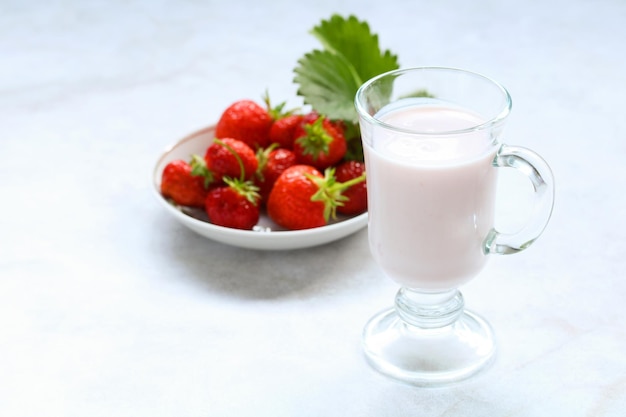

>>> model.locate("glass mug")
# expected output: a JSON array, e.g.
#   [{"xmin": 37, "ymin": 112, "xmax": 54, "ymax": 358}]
[{"xmin": 355, "ymin": 67, "xmax": 554, "ymax": 385}]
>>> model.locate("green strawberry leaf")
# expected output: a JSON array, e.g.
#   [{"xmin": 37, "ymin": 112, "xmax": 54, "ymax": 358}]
[
  {"xmin": 294, "ymin": 50, "xmax": 360, "ymax": 122},
  {"xmin": 310, "ymin": 15, "xmax": 399, "ymax": 83},
  {"xmin": 294, "ymin": 14, "xmax": 400, "ymax": 124}
]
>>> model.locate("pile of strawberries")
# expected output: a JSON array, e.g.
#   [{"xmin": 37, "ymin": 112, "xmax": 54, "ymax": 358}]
[{"xmin": 160, "ymin": 98, "xmax": 367, "ymax": 230}]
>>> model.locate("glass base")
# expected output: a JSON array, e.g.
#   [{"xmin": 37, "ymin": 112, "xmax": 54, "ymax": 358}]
[{"xmin": 362, "ymin": 289, "xmax": 496, "ymax": 386}]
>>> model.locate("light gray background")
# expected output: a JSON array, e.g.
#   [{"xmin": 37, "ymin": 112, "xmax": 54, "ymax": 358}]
[{"xmin": 2, "ymin": 1, "xmax": 625, "ymax": 415}]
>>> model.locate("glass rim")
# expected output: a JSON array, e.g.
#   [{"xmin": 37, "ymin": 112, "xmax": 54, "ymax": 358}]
[{"xmin": 355, "ymin": 66, "xmax": 512, "ymax": 136}]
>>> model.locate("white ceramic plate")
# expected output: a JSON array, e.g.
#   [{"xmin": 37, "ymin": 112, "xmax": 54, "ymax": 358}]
[{"xmin": 152, "ymin": 125, "xmax": 368, "ymax": 250}]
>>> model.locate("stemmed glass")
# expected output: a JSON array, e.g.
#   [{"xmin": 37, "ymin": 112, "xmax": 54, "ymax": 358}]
[{"xmin": 355, "ymin": 67, "xmax": 555, "ymax": 386}]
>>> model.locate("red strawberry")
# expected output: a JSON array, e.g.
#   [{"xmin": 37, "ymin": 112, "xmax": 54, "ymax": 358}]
[
  {"xmin": 267, "ymin": 165, "xmax": 326, "ymax": 230},
  {"xmin": 255, "ymin": 146, "xmax": 297, "ymax": 203},
  {"xmin": 301, "ymin": 111, "xmax": 320, "ymax": 124},
  {"xmin": 335, "ymin": 160, "xmax": 367, "ymax": 215},
  {"xmin": 215, "ymin": 99, "xmax": 272, "ymax": 148},
  {"xmin": 205, "ymin": 177, "xmax": 260, "ymax": 230},
  {"xmin": 292, "ymin": 114, "xmax": 347, "ymax": 170},
  {"xmin": 267, "ymin": 165, "xmax": 365, "ymax": 230},
  {"xmin": 161, "ymin": 159, "xmax": 211, "ymax": 207},
  {"xmin": 268, "ymin": 114, "xmax": 304, "ymax": 149},
  {"xmin": 204, "ymin": 138, "xmax": 258, "ymax": 183}
]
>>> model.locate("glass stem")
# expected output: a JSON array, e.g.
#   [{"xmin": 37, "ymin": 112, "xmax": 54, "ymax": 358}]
[{"xmin": 394, "ymin": 288, "xmax": 465, "ymax": 329}]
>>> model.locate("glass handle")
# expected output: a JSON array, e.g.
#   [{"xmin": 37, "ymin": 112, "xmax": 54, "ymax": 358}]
[{"xmin": 484, "ymin": 144, "xmax": 555, "ymax": 255}]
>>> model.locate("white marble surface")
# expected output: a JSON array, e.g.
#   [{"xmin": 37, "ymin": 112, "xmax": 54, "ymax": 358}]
[{"xmin": 2, "ymin": 0, "xmax": 625, "ymax": 415}]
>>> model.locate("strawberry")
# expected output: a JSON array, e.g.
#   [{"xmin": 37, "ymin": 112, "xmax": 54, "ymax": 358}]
[
  {"xmin": 255, "ymin": 145, "xmax": 297, "ymax": 203},
  {"xmin": 204, "ymin": 137, "xmax": 261, "ymax": 230},
  {"xmin": 292, "ymin": 114, "xmax": 347, "ymax": 170},
  {"xmin": 161, "ymin": 159, "xmax": 212, "ymax": 208},
  {"xmin": 335, "ymin": 160, "xmax": 367, "ymax": 215},
  {"xmin": 268, "ymin": 114, "xmax": 304, "ymax": 149},
  {"xmin": 204, "ymin": 138, "xmax": 258, "ymax": 183},
  {"xmin": 267, "ymin": 165, "xmax": 326, "ymax": 230},
  {"xmin": 205, "ymin": 177, "xmax": 260, "ymax": 230},
  {"xmin": 215, "ymin": 99, "xmax": 273, "ymax": 148},
  {"xmin": 301, "ymin": 111, "xmax": 320, "ymax": 124},
  {"xmin": 267, "ymin": 165, "xmax": 365, "ymax": 230}
]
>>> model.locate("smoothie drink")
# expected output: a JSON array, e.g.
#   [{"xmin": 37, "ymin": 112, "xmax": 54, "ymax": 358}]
[
  {"xmin": 363, "ymin": 102, "xmax": 498, "ymax": 290},
  {"xmin": 358, "ymin": 67, "xmax": 554, "ymax": 386}
]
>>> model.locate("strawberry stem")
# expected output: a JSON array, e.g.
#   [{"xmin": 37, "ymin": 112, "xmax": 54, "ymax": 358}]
[
  {"xmin": 214, "ymin": 138, "xmax": 246, "ymax": 182},
  {"xmin": 305, "ymin": 168, "xmax": 366, "ymax": 221},
  {"xmin": 263, "ymin": 90, "xmax": 299, "ymax": 120},
  {"xmin": 338, "ymin": 172, "xmax": 367, "ymax": 189},
  {"xmin": 222, "ymin": 176, "xmax": 260, "ymax": 206},
  {"xmin": 295, "ymin": 117, "xmax": 332, "ymax": 159},
  {"xmin": 255, "ymin": 143, "xmax": 279, "ymax": 182},
  {"xmin": 189, "ymin": 154, "xmax": 215, "ymax": 188}
]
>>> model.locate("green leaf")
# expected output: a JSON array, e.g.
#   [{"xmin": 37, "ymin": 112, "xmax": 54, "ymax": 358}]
[
  {"xmin": 310, "ymin": 15, "xmax": 399, "ymax": 83},
  {"xmin": 294, "ymin": 50, "xmax": 361, "ymax": 122},
  {"xmin": 293, "ymin": 14, "xmax": 400, "ymax": 124}
]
